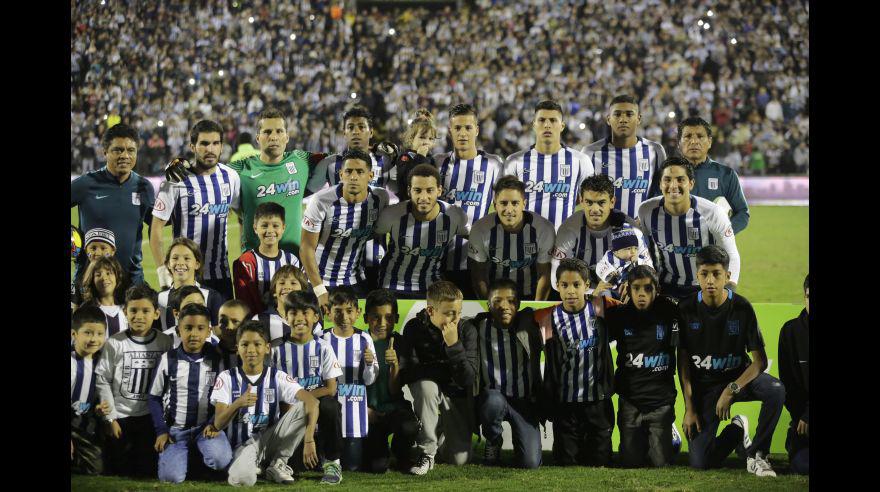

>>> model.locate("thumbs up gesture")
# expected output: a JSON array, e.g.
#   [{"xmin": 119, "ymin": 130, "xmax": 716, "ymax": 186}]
[
  {"xmin": 385, "ymin": 337, "xmax": 398, "ymax": 366},
  {"xmin": 234, "ymin": 384, "xmax": 258, "ymax": 409}
]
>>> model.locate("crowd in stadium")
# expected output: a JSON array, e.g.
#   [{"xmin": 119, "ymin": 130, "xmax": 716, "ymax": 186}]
[{"xmin": 70, "ymin": 0, "xmax": 809, "ymax": 176}]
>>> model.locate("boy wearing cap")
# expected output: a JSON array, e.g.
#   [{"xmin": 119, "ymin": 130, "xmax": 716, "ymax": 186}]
[
  {"xmin": 73, "ymin": 228, "xmax": 119, "ymax": 308},
  {"xmin": 594, "ymin": 226, "xmax": 652, "ymax": 299}
]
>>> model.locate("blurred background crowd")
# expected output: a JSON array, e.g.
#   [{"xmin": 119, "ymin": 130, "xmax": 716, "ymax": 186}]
[{"xmin": 70, "ymin": 0, "xmax": 808, "ymax": 176}]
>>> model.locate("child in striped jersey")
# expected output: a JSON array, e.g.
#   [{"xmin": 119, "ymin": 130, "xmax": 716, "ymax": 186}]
[
  {"xmin": 275, "ymin": 291, "xmax": 345, "ymax": 484},
  {"xmin": 211, "ymin": 321, "xmax": 320, "ymax": 486},
  {"xmin": 71, "ymin": 305, "xmax": 110, "ymax": 475},
  {"xmin": 594, "ymin": 227, "xmax": 653, "ymax": 300},
  {"xmin": 79, "ymin": 255, "xmax": 129, "ymax": 338},
  {"xmin": 252, "ymin": 265, "xmax": 321, "ymax": 346},
  {"xmin": 157, "ymin": 237, "xmax": 224, "ymax": 331},
  {"xmin": 233, "ymin": 202, "xmax": 302, "ymax": 315},
  {"xmin": 213, "ymin": 299, "xmax": 250, "ymax": 370},
  {"xmin": 537, "ymin": 259, "xmax": 620, "ymax": 467},
  {"xmin": 96, "ymin": 285, "xmax": 173, "ymax": 478},
  {"xmin": 148, "ymin": 304, "xmax": 232, "ymax": 483},
  {"xmin": 320, "ymin": 287, "xmax": 379, "ymax": 471},
  {"xmin": 162, "ymin": 285, "xmax": 219, "ymax": 348}
]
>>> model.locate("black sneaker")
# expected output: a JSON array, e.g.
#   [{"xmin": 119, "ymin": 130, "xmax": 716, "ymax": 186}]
[{"xmin": 483, "ymin": 439, "xmax": 502, "ymax": 466}]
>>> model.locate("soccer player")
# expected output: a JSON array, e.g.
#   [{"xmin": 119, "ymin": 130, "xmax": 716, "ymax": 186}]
[
  {"xmin": 156, "ymin": 238, "xmax": 224, "ymax": 331},
  {"xmin": 301, "ymin": 149, "xmax": 390, "ymax": 312},
  {"xmin": 362, "ymin": 288, "xmax": 420, "ymax": 473},
  {"xmin": 538, "ymin": 258, "xmax": 618, "ymax": 467},
  {"xmin": 148, "ymin": 303, "xmax": 232, "ymax": 484},
  {"xmin": 584, "ymin": 95, "xmax": 667, "ymax": 219},
  {"xmin": 233, "ymin": 202, "xmax": 302, "ymax": 315},
  {"xmin": 435, "ymin": 103, "xmax": 505, "ymax": 298},
  {"xmin": 677, "ymin": 245, "xmax": 785, "ymax": 476},
  {"xmin": 318, "ymin": 287, "xmax": 379, "ymax": 471},
  {"xmin": 274, "ymin": 291, "xmax": 344, "ymax": 485},
  {"xmin": 552, "ymin": 175, "xmax": 643, "ymax": 291},
  {"xmin": 464, "ymin": 278, "xmax": 544, "ymax": 469},
  {"xmin": 638, "ymin": 157, "xmax": 741, "ymax": 300},
  {"xmin": 656, "ymin": 117, "xmax": 749, "ymax": 234},
  {"xmin": 71, "ymin": 123, "xmax": 155, "ymax": 285},
  {"xmin": 150, "ymin": 120, "xmax": 241, "ymax": 298},
  {"xmin": 214, "ymin": 299, "xmax": 250, "ymax": 370},
  {"xmin": 95, "ymin": 284, "xmax": 173, "ymax": 477},
  {"xmin": 210, "ymin": 320, "xmax": 320, "ymax": 486},
  {"xmin": 605, "ymin": 265, "xmax": 680, "ymax": 467},
  {"xmin": 375, "ymin": 164, "xmax": 469, "ymax": 299},
  {"xmin": 398, "ymin": 281, "xmax": 478, "ymax": 474},
  {"xmin": 71, "ymin": 305, "xmax": 108, "ymax": 475},
  {"xmin": 468, "ymin": 175, "xmax": 555, "ymax": 301},
  {"xmin": 503, "ymin": 99, "xmax": 594, "ymax": 230},
  {"xmin": 778, "ymin": 274, "xmax": 809, "ymax": 475}
]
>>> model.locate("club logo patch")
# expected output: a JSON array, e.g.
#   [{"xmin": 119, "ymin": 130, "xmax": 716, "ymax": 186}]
[
  {"xmin": 437, "ymin": 231, "xmax": 448, "ymax": 243},
  {"xmin": 727, "ymin": 320, "xmax": 740, "ymax": 336},
  {"xmin": 473, "ymin": 170, "xmax": 485, "ymax": 184},
  {"xmin": 286, "ymin": 162, "xmax": 298, "ymax": 175},
  {"xmin": 205, "ymin": 371, "xmax": 217, "ymax": 386},
  {"xmin": 639, "ymin": 159, "xmax": 650, "ymax": 172},
  {"xmin": 369, "ymin": 208, "xmax": 379, "ymax": 222},
  {"xmin": 624, "ymin": 328, "xmax": 634, "ymax": 337},
  {"xmin": 264, "ymin": 388, "xmax": 276, "ymax": 403},
  {"xmin": 708, "ymin": 178, "xmax": 718, "ymax": 190},
  {"xmin": 560, "ymin": 165, "xmax": 571, "ymax": 178},
  {"xmin": 656, "ymin": 324, "xmax": 666, "ymax": 340},
  {"xmin": 132, "ymin": 193, "xmax": 141, "ymax": 206},
  {"xmin": 221, "ymin": 183, "xmax": 231, "ymax": 196},
  {"xmin": 690, "ymin": 322, "xmax": 701, "ymax": 331},
  {"xmin": 552, "ymin": 247, "xmax": 567, "ymax": 260},
  {"xmin": 688, "ymin": 227, "xmax": 700, "ymax": 240},
  {"xmin": 309, "ymin": 356, "xmax": 320, "ymax": 368}
]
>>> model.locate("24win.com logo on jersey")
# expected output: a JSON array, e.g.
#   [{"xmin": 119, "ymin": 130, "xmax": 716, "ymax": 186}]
[
  {"xmin": 399, "ymin": 244, "xmax": 444, "ymax": 257},
  {"xmin": 691, "ymin": 353, "xmax": 743, "ymax": 371},
  {"xmin": 613, "ymin": 177, "xmax": 649, "ymax": 193},
  {"xmin": 188, "ymin": 202, "xmax": 230, "ymax": 216},
  {"xmin": 524, "ymin": 180, "xmax": 570, "ymax": 197},
  {"xmin": 256, "ymin": 180, "xmax": 300, "ymax": 198}
]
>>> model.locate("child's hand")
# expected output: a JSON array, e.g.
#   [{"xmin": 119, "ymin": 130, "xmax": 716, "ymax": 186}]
[
  {"xmin": 441, "ymin": 321, "xmax": 459, "ymax": 346},
  {"xmin": 154, "ymin": 433, "xmax": 172, "ymax": 453},
  {"xmin": 107, "ymin": 420, "xmax": 122, "ymax": 439},
  {"xmin": 202, "ymin": 424, "xmax": 220, "ymax": 439},
  {"xmin": 364, "ymin": 348, "xmax": 375, "ymax": 365},
  {"xmin": 95, "ymin": 401, "xmax": 111, "ymax": 417},
  {"xmin": 303, "ymin": 440, "xmax": 319, "ymax": 469},
  {"xmin": 385, "ymin": 338, "xmax": 397, "ymax": 366},
  {"xmin": 234, "ymin": 385, "xmax": 258, "ymax": 409}
]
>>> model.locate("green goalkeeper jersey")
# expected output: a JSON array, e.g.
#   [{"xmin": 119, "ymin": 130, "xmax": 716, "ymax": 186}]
[{"xmin": 229, "ymin": 150, "xmax": 314, "ymax": 254}]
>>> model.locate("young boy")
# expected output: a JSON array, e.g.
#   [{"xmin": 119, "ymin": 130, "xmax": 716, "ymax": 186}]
[
  {"xmin": 537, "ymin": 258, "xmax": 618, "ymax": 467},
  {"xmin": 148, "ymin": 303, "xmax": 232, "ymax": 483},
  {"xmin": 210, "ymin": 320, "xmax": 320, "ymax": 486},
  {"xmin": 95, "ymin": 284, "xmax": 173, "ymax": 477},
  {"xmin": 778, "ymin": 274, "xmax": 809, "ymax": 475},
  {"xmin": 71, "ymin": 304, "xmax": 109, "ymax": 475},
  {"xmin": 677, "ymin": 245, "xmax": 784, "ymax": 476},
  {"xmin": 398, "ymin": 281, "xmax": 478, "ymax": 474},
  {"xmin": 214, "ymin": 299, "xmax": 250, "ymax": 369},
  {"xmin": 162, "ymin": 285, "xmax": 219, "ymax": 348},
  {"xmin": 605, "ymin": 265, "xmax": 680, "ymax": 467},
  {"xmin": 234, "ymin": 202, "xmax": 302, "ymax": 315},
  {"xmin": 252, "ymin": 265, "xmax": 314, "ymax": 345},
  {"xmin": 274, "ymin": 291, "xmax": 345, "ymax": 484},
  {"xmin": 319, "ymin": 287, "xmax": 379, "ymax": 471},
  {"xmin": 594, "ymin": 226, "xmax": 653, "ymax": 298},
  {"xmin": 362, "ymin": 288, "xmax": 420, "ymax": 473}
]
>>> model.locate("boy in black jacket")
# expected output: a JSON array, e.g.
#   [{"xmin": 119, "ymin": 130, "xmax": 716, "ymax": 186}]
[
  {"xmin": 465, "ymin": 278, "xmax": 545, "ymax": 469},
  {"xmin": 778, "ymin": 274, "xmax": 809, "ymax": 475},
  {"xmin": 398, "ymin": 281, "xmax": 478, "ymax": 474}
]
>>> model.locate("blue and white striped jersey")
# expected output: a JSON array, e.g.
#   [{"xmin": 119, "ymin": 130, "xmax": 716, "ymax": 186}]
[
  {"xmin": 551, "ymin": 302, "xmax": 607, "ymax": 402},
  {"xmin": 467, "ymin": 212, "xmax": 556, "ymax": 299},
  {"xmin": 478, "ymin": 323, "xmax": 529, "ymax": 399},
  {"xmin": 157, "ymin": 283, "xmax": 223, "ymax": 332},
  {"xmin": 162, "ymin": 326, "xmax": 221, "ymax": 349},
  {"xmin": 503, "ymin": 146, "xmax": 594, "ymax": 230},
  {"xmin": 252, "ymin": 310, "xmax": 291, "ymax": 346},
  {"xmin": 638, "ymin": 196, "xmax": 740, "ymax": 287},
  {"xmin": 302, "ymin": 185, "xmax": 389, "ymax": 286},
  {"xmin": 149, "ymin": 345, "xmax": 224, "ymax": 431},
  {"xmin": 272, "ymin": 338, "xmax": 342, "ymax": 390},
  {"xmin": 71, "ymin": 350, "xmax": 101, "ymax": 434},
  {"xmin": 584, "ymin": 137, "xmax": 666, "ymax": 218},
  {"xmin": 375, "ymin": 201, "xmax": 470, "ymax": 295},
  {"xmin": 435, "ymin": 150, "xmax": 505, "ymax": 271},
  {"xmin": 99, "ymin": 304, "xmax": 128, "ymax": 338},
  {"xmin": 153, "ymin": 164, "xmax": 241, "ymax": 281},
  {"xmin": 210, "ymin": 366, "xmax": 303, "ymax": 449},
  {"xmin": 320, "ymin": 329, "xmax": 378, "ymax": 438},
  {"xmin": 306, "ymin": 152, "xmax": 390, "ymax": 192}
]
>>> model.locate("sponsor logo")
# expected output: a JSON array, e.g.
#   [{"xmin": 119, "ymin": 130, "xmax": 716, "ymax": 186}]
[
  {"xmin": 659, "ymin": 243, "xmax": 702, "ymax": 256},
  {"xmin": 624, "ymin": 328, "xmax": 635, "ymax": 337},
  {"xmin": 154, "ymin": 198, "xmax": 166, "ymax": 212},
  {"xmin": 303, "ymin": 216, "xmax": 317, "ymax": 229},
  {"xmin": 96, "ymin": 195, "xmax": 108, "ymax": 200},
  {"xmin": 250, "ymin": 172, "xmax": 264, "ymax": 179},
  {"xmin": 689, "ymin": 322, "xmax": 701, "ymax": 331},
  {"xmin": 454, "ymin": 189, "xmax": 483, "ymax": 206},
  {"xmin": 399, "ymin": 244, "xmax": 445, "ymax": 257},
  {"xmin": 613, "ymin": 177, "xmax": 649, "ymax": 192},
  {"xmin": 188, "ymin": 202, "xmax": 230, "ymax": 216},
  {"xmin": 338, "ymin": 383, "xmax": 366, "ymax": 398},
  {"xmin": 489, "ymin": 256, "xmax": 535, "ymax": 269},
  {"xmin": 625, "ymin": 352, "xmax": 670, "ymax": 369},
  {"xmin": 724, "ymin": 226, "xmax": 734, "ymax": 238},
  {"xmin": 692, "ymin": 354, "xmax": 743, "ymax": 371},
  {"xmin": 552, "ymin": 247, "xmax": 567, "ymax": 260},
  {"xmin": 256, "ymin": 181, "xmax": 300, "ymax": 198},
  {"xmin": 524, "ymin": 181, "xmax": 571, "ymax": 195}
]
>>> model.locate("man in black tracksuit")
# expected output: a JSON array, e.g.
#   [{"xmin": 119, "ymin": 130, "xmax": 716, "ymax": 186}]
[{"xmin": 778, "ymin": 274, "xmax": 809, "ymax": 475}]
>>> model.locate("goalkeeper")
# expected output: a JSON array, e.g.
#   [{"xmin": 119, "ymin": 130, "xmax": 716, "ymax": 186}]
[{"xmin": 649, "ymin": 117, "xmax": 750, "ymax": 234}]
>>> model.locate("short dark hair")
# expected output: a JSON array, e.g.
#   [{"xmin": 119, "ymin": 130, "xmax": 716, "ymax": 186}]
[
  {"xmin": 535, "ymin": 99, "xmax": 564, "ymax": 116},
  {"xmin": 695, "ymin": 245, "xmax": 730, "ymax": 270},
  {"xmin": 579, "ymin": 174, "xmax": 615, "ymax": 198},
  {"xmin": 178, "ymin": 303, "xmax": 211, "ymax": 323},
  {"xmin": 190, "ymin": 120, "xmax": 224, "ymax": 145},
  {"xmin": 609, "ymin": 94, "xmax": 639, "ymax": 110},
  {"xmin": 329, "ymin": 286, "xmax": 359, "ymax": 308},
  {"xmin": 678, "ymin": 116, "xmax": 712, "ymax": 140},
  {"xmin": 258, "ymin": 107, "xmax": 286, "ymax": 130},
  {"xmin": 254, "ymin": 202, "xmax": 286, "ymax": 224},
  {"xmin": 72, "ymin": 304, "xmax": 107, "ymax": 331},
  {"xmin": 343, "ymin": 105, "xmax": 373, "ymax": 128},
  {"xmin": 803, "ymin": 274, "xmax": 809, "ymax": 293},
  {"xmin": 408, "ymin": 163, "xmax": 441, "ymax": 189},
  {"xmin": 556, "ymin": 258, "xmax": 591, "ymax": 284},
  {"xmin": 448, "ymin": 103, "xmax": 477, "ymax": 119},
  {"xmin": 488, "ymin": 278, "xmax": 520, "ymax": 304},
  {"xmin": 101, "ymin": 123, "xmax": 139, "ymax": 149},
  {"xmin": 236, "ymin": 132, "xmax": 254, "ymax": 145},
  {"xmin": 493, "ymin": 175, "xmax": 526, "ymax": 199},
  {"xmin": 221, "ymin": 299, "xmax": 251, "ymax": 317},
  {"xmin": 341, "ymin": 148, "xmax": 372, "ymax": 169},
  {"xmin": 124, "ymin": 284, "xmax": 159, "ymax": 309},
  {"xmin": 236, "ymin": 319, "xmax": 270, "ymax": 344},
  {"xmin": 365, "ymin": 288, "xmax": 398, "ymax": 316},
  {"xmin": 626, "ymin": 265, "xmax": 659, "ymax": 296},
  {"xmin": 283, "ymin": 290, "xmax": 321, "ymax": 317},
  {"xmin": 169, "ymin": 285, "xmax": 205, "ymax": 311},
  {"xmin": 659, "ymin": 156, "xmax": 695, "ymax": 181}
]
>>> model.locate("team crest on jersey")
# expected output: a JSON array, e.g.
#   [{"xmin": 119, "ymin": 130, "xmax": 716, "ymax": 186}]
[
  {"xmin": 473, "ymin": 170, "xmax": 485, "ymax": 184},
  {"xmin": 560, "ymin": 165, "xmax": 571, "ymax": 178},
  {"xmin": 221, "ymin": 183, "xmax": 231, "ymax": 196},
  {"xmin": 689, "ymin": 322, "xmax": 701, "ymax": 331},
  {"xmin": 369, "ymin": 208, "xmax": 379, "ymax": 222},
  {"xmin": 727, "ymin": 320, "xmax": 740, "ymax": 336},
  {"xmin": 205, "ymin": 371, "xmax": 217, "ymax": 387},
  {"xmin": 286, "ymin": 162, "xmax": 298, "ymax": 174},
  {"xmin": 687, "ymin": 227, "xmax": 700, "ymax": 240},
  {"xmin": 309, "ymin": 356, "xmax": 320, "ymax": 368},
  {"xmin": 656, "ymin": 324, "xmax": 666, "ymax": 340},
  {"xmin": 264, "ymin": 388, "xmax": 276, "ymax": 403},
  {"xmin": 639, "ymin": 159, "xmax": 650, "ymax": 172},
  {"xmin": 353, "ymin": 349, "xmax": 361, "ymax": 361},
  {"xmin": 708, "ymin": 178, "xmax": 719, "ymax": 190},
  {"xmin": 624, "ymin": 328, "xmax": 634, "ymax": 337},
  {"xmin": 437, "ymin": 231, "xmax": 448, "ymax": 243},
  {"xmin": 132, "ymin": 192, "xmax": 141, "ymax": 206},
  {"xmin": 524, "ymin": 242, "xmax": 537, "ymax": 255}
]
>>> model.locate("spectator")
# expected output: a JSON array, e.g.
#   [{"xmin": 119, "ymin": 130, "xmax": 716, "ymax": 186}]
[{"xmin": 228, "ymin": 132, "xmax": 261, "ymax": 163}]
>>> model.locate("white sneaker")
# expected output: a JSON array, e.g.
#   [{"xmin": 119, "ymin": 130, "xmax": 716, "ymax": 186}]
[
  {"xmin": 265, "ymin": 458, "xmax": 296, "ymax": 484},
  {"xmin": 408, "ymin": 454, "xmax": 435, "ymax": 475},
  {"xmin": 747, "ymin": 451, "xmax": 777, "ymax": 477},
  {"xmin": 730, "ymin": 415, "xmax": 752, "ymax": 458}
]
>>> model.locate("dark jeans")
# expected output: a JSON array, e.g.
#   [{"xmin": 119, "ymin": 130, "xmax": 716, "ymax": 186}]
[
  {"xmin": 71, "ymin": 427, "xmax": 103, "ymax": 475},
  {"xmin": 362, "ymin": 404, "xmax": 421, "ymax": 473},
  {"xmin": 552, "ymin": 400, "xmax": 614, "ymax": 467},
  {"xmin": 202, "ymin": 277, "xmax": 233, "ymax": 302},
  {"xmin": 478, "ymin": 390, "xmax": 541, "ymax": 469},
  {"xmin": 103, "ymin": 414, "xmax": 157, "ymax": 478},
  {"xmin": 289, "ymin": 396, "xmax": 342, "ymax": 471},
  {"xmin": 444, "ymin": 270, "xmax": 476, "ymax": 299},
  {"xmin": 364, "ymin": 266, "xmax": 381, "ymax": 294},
  {"xmin": 660, "ymin": 283, "xmax": 700, "ymax": 301},
  {"xmin": 617, "ymin": 398, "xmax": 675, "ymax": 468},
  {"xmin": 687, "ymin": 373, "xmax": 786, "ymax": 469},
  {"xmin": 341, "ymin": 437, "xmax": 364, "ymax": 471},
  {"xmin": 785, "ymin": 421, "xmax": 809, "ymax": 475}
]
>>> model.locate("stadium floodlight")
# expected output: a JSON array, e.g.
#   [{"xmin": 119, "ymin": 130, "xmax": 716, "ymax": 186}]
[
  {"xmin": 668, "ymin": 111, "xmax": 676, "ymax": 119},
  {"xmin": 707, "ymin": 10, "xmax": 714, "ymax": 17},
  {"xmin": 407, "ymin": 119, "xmax": 413, "ymax": 125},
  {"xmin": 350, "ymin": 92, "xmax": 357, "ymax": 99},
  {"xmin": 103, "ymin": 114, "xmax": 108, "ymax": 120},
  {"xmin": 389, "ymin": 28, "xmax": 396, "ymax": 35},
  {"xmin": 248, "ymin": 16, "xmax": 254, "ymax": 23},
  {"xmin": 698, "ymin": 19, "xmax": 704, "ymax": 26},
  {"xmin": 218, "ymin": 69, "xmax": 224, "ymax": 77},
  {"xmin": 158, "ymin": 120, "xmax": 164, "ymax": 127},
  {"xmin": 730, "ymin": 37, "xmax": 738, "ymax": 45},
  {"xmin": 188, "ymin": 78, "xmax": 196, "ymax": 86},
  {"xmin": 703, "ymin": 23, "xmax": 710, "ymax": 30},
  {"xmin": 290, "ymin": 33, "xmax": 296, "ymax": 40},
  {"xmin": 309, "ymin": 14, "xmax": 315, "ymax": 21},
  {"xmin": 579, "ymin": 123, "xmax": 586, "ymax": 130},
  {"xmin": 100, "ymin": 0, "xmax": 105, "ymax": 4}
]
